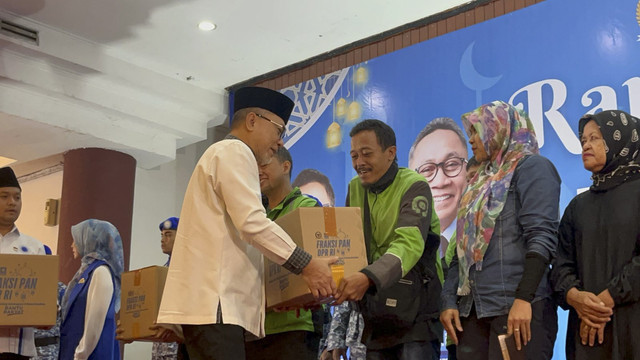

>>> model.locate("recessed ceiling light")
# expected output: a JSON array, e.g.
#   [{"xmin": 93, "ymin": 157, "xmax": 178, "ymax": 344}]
[{"xmin": 198, "ymin": 21, "xmax": 216, "ymax": 31}]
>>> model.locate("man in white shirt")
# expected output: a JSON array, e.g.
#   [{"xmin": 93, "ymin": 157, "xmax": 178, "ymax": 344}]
[
  {"xmin": 157, "ymin": 87, "xmax": 337, "ymax": 360},
  {"xmin": 0, "ymin": 166, "xmax": 46, "ymax": 360}
]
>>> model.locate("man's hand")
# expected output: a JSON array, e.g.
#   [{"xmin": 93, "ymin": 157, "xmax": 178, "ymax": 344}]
[
  {"xmin": 301, "ymin": 257, "xmax": 339, "ymax": 299},
  {"xmin": 440, "ymin": 308, "xmax": 462, "ymax": 345},
  {"xmin": 507, "ymin": 299, "xmax": 532, "ymax": 350},
  {"xmin": 333, "ymin": 272, "xmax": 371, "ymax": 305},
  {"xmin": 149, "ymin": 324, "xmax": 184, "ymax": 343},
  {"xmin": 566, "ymin": 288, "xmax": 612, "ymax": 327}
]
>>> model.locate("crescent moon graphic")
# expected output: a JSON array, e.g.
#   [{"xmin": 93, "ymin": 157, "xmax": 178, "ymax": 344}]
[
  {"xmin": 636, "ymin": 0, "xmax": 640, "ymax": 26},
  {"xmin": 460, "ymin": 42, "xmax": 503, "ymax": 106}
]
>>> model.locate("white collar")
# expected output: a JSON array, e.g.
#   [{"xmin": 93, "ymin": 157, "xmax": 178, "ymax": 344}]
[
  {"xmin": 0, "ymin": 224, "xmax": 19, "ymax": 237},
  {"xmin": 442, "ymin": 222, "xmax": 455, "ymax": 241}
]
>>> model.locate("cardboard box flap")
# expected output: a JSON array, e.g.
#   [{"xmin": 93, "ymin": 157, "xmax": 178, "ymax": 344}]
[{"xmin": 273, "ymin": 209, "xmax": 305, "ymax": 246}]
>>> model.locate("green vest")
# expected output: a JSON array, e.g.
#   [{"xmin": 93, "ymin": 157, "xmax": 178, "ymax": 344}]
[{"xmin": 264, "ymin": 187, "xmax": 319, "ymax": 335}]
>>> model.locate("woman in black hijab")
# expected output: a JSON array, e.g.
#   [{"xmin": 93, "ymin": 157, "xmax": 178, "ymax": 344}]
[{"xmin": 552, "ymin": 110, "xmax": 640, "ymax": 359}]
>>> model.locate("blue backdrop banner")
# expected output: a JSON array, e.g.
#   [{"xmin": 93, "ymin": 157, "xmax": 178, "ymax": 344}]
[{"xmin": 239, "ymin": 0, "xmax": 640, "ymax": 358}]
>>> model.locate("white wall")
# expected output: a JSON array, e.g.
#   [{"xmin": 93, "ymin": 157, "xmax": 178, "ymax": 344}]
[
  {"xmin": 124, "ymin": 125, "xmax": 226, "ymax": 359},
  {"xmin": 15, "ymin": 170, "xmax": 63, "ymax": 253},
  {"xmin": 124, "ymin": 159, "xmax": 180, "ymax": 358},
  {"xmin": 128, "ymin": 126, "xmax": 221, "ymax": 271}
]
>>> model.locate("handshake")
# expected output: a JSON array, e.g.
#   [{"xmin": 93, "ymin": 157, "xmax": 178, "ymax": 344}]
[{"xmin": 298, "ymin": 256, "xmax": 373, "ymax": 307}]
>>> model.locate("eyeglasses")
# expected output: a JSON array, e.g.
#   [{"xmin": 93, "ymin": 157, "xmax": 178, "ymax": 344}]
[
  {"xmin": 415, "ymin": 157, "xmax": 467, "ymax": 182},
  {"xmin": 255, "ymin": 113, "xmax": 286, "ymax": 139}
]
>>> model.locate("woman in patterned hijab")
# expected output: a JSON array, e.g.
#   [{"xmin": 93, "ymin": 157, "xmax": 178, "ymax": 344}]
[
  {"xmin": 456, "ymin": 101, "xmax": 538, "ymax": 295},
  {"xmin": 552, "ymin": 110, "xmax": 640, "ymax": 360},
  {"xmin": 579, "ymin": 110, "xmax": 640, "ymax": 190},
  {"xmin": 441, "ymin": 101, "xmax": 561, "ymax": 360},
  {"xmin": 60, "ymin": 219, "xmax": 124, "ymax": 360}
]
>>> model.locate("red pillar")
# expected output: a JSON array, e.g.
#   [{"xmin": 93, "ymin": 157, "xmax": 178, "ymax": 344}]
[{"xmin": 56, "ymin": 148, "xmax": 136, "ymax": 283}]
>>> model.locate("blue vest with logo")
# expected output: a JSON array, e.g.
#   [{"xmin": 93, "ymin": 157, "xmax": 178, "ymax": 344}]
[{"xmin": 59, "ymin": 260, "xmax": 119, "ymax": 360}]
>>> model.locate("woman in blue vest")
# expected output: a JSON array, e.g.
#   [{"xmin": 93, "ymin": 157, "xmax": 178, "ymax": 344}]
[{"xmin": 59, "ymin": 219, "xmax": 124, "ymax": 360}]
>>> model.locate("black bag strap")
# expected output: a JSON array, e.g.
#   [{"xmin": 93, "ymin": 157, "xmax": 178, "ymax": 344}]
[
  {"xmin": 414, "ymin": 190, "xmax": 436, "ymax": 280},
  {"xmin": 363, "ymin": 190, "xmax": 373, "ymax": 264},
  {"xmin": 363, "ymin": 187, "xmax": 437, "ymax": 275}
]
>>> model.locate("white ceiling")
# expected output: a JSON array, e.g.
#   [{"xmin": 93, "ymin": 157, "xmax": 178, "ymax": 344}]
[{"xmin": 0, "ymin": 0, "xmax": 471, "ymax": 168}]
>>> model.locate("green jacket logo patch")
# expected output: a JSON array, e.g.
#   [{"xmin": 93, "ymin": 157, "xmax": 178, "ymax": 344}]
[{"xmin": 412, "ymin": 196, "xmax": 429, "ymax": 217}]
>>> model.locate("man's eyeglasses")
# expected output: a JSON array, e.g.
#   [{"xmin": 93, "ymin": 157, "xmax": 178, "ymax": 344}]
[
  {"xmin": 415, "ymin": 157, "xmax": 467, "ymax": 182},
  {"xmin": 255, "ymin": 113, "xmax": 286, "ymax": 139}
]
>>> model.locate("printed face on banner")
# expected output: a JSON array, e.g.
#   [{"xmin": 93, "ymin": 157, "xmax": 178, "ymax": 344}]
[
  {"xmin": 292, "ymin": 168, "xmax": 336, "ymax": 207},
  {"xmin": 409, "ymin": 129, "xmax": 468, "ymax": 231},
  {"xmin": 299, "ymin": 181, "xmax": 333, "ymax": 207}
]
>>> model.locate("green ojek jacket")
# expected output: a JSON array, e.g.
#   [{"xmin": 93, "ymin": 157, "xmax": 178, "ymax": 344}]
[
  {"xmin": 264, "ymin": 187, "xmax": 320, "ymax": 335},
  {"xmin": 347, "ymin": 166, "xmax": 440, "ymax": 290},
  {"xmin": 347, "ymin": 164, "xmax": 444, "ymax": 348}
]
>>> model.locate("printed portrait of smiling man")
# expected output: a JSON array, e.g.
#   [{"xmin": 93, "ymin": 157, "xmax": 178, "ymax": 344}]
[{"xmin": 408, "ymin": 117, "xmax": 468, "ymax": 254}]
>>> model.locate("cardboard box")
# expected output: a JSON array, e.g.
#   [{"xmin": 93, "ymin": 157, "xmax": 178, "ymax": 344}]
[
  {"xmin": 0, "ymin": 254, "xmax": 59, "ymax": 326},
  {"xmin": 119, "ymin": 265, "xmax": 168, "ymax": 341},
  {"xmin": 265, "ymin": 207, "xmax": 368, "ymax": 309}
]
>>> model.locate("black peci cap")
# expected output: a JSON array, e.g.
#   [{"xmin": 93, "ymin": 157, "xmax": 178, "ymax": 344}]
[
  {"xmin": 233, "ymin": 87, "xmax": 295, "ymax": 124},
  {"xmin": 0, "ymin": 167, "xmax": 20, "ymax": 190}
]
